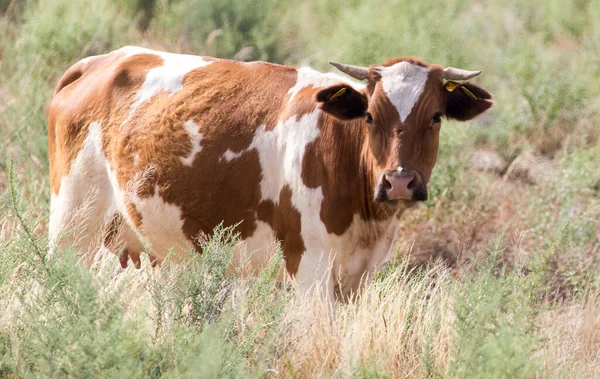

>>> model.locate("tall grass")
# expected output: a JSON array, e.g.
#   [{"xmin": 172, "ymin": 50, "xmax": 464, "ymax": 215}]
[{"xmin": 1, "ymin": 0, "xmax": 599, "ymax": 377}]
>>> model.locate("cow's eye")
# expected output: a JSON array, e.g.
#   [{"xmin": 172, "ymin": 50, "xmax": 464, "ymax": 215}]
[
  {"xmin": 366, "ymin": 112, "xmax": 373, "ymax": 124},
  {"xmin": 432, "ymin": 112, "xmax": 442, "ymax": 124}
]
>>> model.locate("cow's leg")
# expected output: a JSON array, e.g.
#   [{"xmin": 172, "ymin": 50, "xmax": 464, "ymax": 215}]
[
  {"xmin": 48, "ymin": 182, "xmax": 113, "ymax": 263},
  {"xmin": 295, "ymin": 249, "xmax": 336, "ymax": 306},
  {"xmin": 48, "ymin": 122, "xmax": 113, "ymax": 263}
]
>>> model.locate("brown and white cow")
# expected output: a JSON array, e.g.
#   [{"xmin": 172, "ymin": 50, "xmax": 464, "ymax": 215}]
[{"xmin": 48, "ymin": 46, "xmax": 492, "ymax": 299}]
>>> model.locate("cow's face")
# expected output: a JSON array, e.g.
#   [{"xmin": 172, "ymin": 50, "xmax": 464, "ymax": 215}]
[{"xmin": 317, "ymin": 58, "xmax": 492, "ymax": 204}]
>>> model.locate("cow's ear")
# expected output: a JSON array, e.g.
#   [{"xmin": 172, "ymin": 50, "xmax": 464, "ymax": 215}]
[
  {"xmin": 445, "ymin": 82, "xmax": 493, "ymax": 121},
  {"xmin": 316, "ymin": 84, "xmax": 368, "ymax": 120}
]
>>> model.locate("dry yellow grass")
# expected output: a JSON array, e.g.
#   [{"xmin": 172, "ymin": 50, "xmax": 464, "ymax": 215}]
[
  {"xmin": 274, "ymin": 264, "xmax": 454, "ymax": 377},
  {"xmin": 538, "ymin": 292, "xmax": 600, "ymax": 377}
]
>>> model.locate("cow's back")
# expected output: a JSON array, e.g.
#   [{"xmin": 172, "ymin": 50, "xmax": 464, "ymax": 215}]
[{"xmin": 49, "ymin": 47, "xmax": 298, "ymax": 194}]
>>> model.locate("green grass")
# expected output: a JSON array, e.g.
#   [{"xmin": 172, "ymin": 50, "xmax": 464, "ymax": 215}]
[{"xmin": 1, "ymin": 0, "xmax": 600, "ymax": 377}]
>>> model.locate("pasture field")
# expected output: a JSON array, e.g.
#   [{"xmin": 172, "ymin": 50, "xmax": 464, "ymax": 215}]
[{"xmin": 1, "ymin": 0, "xmax": 599, "ymax": 377}]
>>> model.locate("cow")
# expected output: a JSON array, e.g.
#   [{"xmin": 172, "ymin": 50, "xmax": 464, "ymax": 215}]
[{"xmin": 48, "ymin": 46, "xmax": 492, "ymax": 300}]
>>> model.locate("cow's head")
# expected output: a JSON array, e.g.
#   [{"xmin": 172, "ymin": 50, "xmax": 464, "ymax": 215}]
[{"xmin": 316, "ymin": 58, "xmax": 492, "ymax": 204}]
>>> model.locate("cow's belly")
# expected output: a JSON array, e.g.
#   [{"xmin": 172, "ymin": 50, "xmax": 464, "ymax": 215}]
[{"xmin": 128, "ymin": 194, "xmax": 280, "ymax": 269}]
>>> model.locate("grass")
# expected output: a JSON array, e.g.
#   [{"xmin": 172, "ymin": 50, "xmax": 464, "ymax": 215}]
[{"xmin": 1, "ymin": 0, "xmax": 599, "ymax": 377}]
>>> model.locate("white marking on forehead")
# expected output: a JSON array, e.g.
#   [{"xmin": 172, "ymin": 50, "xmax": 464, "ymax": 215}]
[
  {"xmin": 180, "ymin": 120, "xmax": 203, "ymax": 166},
  {"xmin": 287, "ymin": 67, "xmax": 365, "ymax": 101},
  {"xmin": 379, "ymin": 61, "xmax": 431, "ymax": 123},
  {"xmin": 123, "ymin": 51, "xmax": 213, "ymax": 124}
]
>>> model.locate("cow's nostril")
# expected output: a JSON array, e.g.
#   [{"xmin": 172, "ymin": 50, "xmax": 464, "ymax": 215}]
[
  {"xmin": 407, "ymin": 178, "xmax": 416, "ymax": 190},
  {"xmin": 381, "ymin": 176, "xmax": 392, "ymax": 190}
]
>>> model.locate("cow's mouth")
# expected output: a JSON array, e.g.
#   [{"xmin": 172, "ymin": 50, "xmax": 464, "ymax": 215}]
[{"xmin": 374, "ymin": 167, "xmax": 428, "ymax": 203}]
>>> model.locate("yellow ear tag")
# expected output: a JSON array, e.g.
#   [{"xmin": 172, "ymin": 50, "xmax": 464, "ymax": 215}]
[
  {"xmin": 460, "ymin": 86, "xmax": 478, "ymax": 100},
  {"xmin": 444, "ymin": 80, "xmax": 459, "ymax": 92},
  {"xmin": 330, "ymin": 87, "xmax": 347, "ymax": 100}
]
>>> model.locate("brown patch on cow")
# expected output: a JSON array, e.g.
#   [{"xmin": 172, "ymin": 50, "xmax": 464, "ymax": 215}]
[
  {"xmin": 109, "ymin": 54, "xmax": 166, "ymax": 102},
  {"xmin": 48, "ymin": 51, "xmax": 163, "ymax": 195},
  {"xmin": 257, "ymin": 185, "xmax": 305, "ymax": 275}
]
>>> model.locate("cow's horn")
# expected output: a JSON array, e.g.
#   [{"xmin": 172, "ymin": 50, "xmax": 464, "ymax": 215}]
[
  {"xmin": 443, "ymin": 67, "xmax": 481, "ymax": 81},
  {"xmin": 329, "ymin": 61, "xmax": 369, "ymax": 81}
]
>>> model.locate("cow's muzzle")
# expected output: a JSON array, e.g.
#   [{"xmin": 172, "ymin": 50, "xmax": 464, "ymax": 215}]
[{"xmin": 375, "ymin": 167, "xmax": 427, "ymax": 202}]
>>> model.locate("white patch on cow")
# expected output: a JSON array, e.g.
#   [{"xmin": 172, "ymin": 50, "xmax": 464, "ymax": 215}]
[
  {"xmin": 287, "ymin": 67, "xmax": 365, "ymax": 101},
  {"xmin": 221, "ymin": 149, "xmax": 244, "ymax": 162},
  {"xmin": 49, "ymin": 121, "xmax": 105, "ymax": 242},
  {"xmin": 379, "ymin": 61, "xmax": 431, "ymax": 123},
  {"xmin": 180, "ymin": 120, "xmax": 203, "ymax": 166},
  {"xmin": 293, "ymin": 213, "xmax": 401, "ymax": 300},
  {"xmin": 336, "ymin": 215, "xmax": 399, "ymax": 292},
  {"xmin": 253, "ymin": 111, "xmax": 322, "ymax": 202},
  {"xmin": 219, "ymin": 106, "xmax": 332, "ymax": 295},
  {"xmin": 119, "ymin": 45, "xmax": 157, "ymax": 58},
  {"xmin": 49, "ymin": 122, "xmax": 117, "ymax": 258},
  {"xmin": 103, "ymin": 161, "xmax": 189, "ymax": 264},
  {"xmin": 123, "ymin": 50, "xmax": 213, "ymax": 124},
  {"xmin": 129, "ymin": 184, "xmax": 192, "ymax": 261}
]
